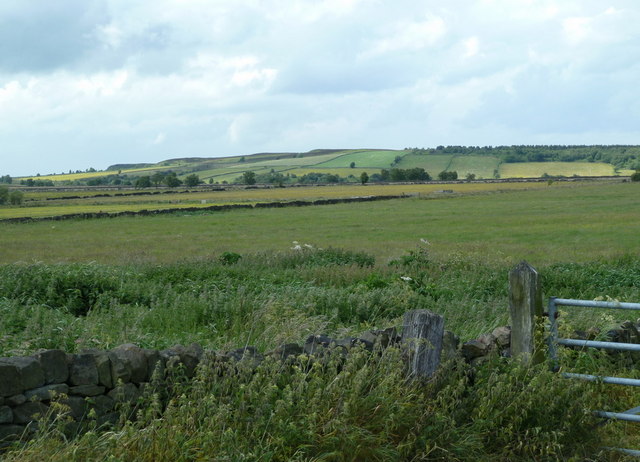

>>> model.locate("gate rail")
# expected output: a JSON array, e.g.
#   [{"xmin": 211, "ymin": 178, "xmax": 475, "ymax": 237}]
[{"xmin": 548, "ymin": 297, "xmax": 640, "ymax": 457}]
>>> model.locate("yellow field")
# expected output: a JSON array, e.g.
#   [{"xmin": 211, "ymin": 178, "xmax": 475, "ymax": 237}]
[
  {"xmin": 499, "ymin": 162, "xmax": 616, "ymax": 178},
  {"xmin": 19, "ymin": 164, "xmax": 180, "ymax": 181}
]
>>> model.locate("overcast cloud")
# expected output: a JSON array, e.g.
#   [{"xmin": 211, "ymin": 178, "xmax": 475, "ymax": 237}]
[{"xmin": 1, "ymin": 0, "xmax": 639, "ymax": 176}]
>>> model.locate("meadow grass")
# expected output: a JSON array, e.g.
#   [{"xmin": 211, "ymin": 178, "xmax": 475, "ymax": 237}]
[
  {"xmin": 448, "ymin": 155, "xmax": 501, "ymax": 178},
  {"xmin": 2, "ymin": 180, "xmax": 589, "ymax": 220},
  {"xmin": 2, "ymin": 249, "xmax": 640, "ymax": 459},
  {"xmin": 2, "ymin": 181, "xmax": 640, "ymax": 459},
  {"xmin": 315, "ymin": 150, "xmax": 401, "ymax": 168},
  {"xmin": 1, "ymin": 181, "xmax": 637, "ymax": 265},
  {"xmin": 396, "ymin": 154, "xmax": 454, "ymax": 173}
]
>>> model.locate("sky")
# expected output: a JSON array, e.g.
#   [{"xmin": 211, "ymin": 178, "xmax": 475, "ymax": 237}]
[{"xmin": 1, "ymin": 0, "xmax": 639, "ymax": 176}]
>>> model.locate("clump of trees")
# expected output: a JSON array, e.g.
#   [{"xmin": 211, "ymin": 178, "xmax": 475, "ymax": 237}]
[
  {"xmin": 20, "ymin": 178, "xmax": 54, "ymax": 187},
  {"xmin": 437, "ymin": 171, "xmax": 458, "ymax": 181},
  {"xmin": 406, "ymin": 145, "xmax": 640, "ymax": 170},
  {"xmin": 0, "ymin": 186, "xmax": 24, "ymax": 205},
  {"xmin": 374, "ymin": 168, "xmax": 431, "ymax": 182}
]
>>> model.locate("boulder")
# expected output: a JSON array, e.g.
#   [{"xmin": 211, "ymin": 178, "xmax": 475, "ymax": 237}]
[
  {"xmin": 5, "ymin": 394, "xmax": 26, "ymax": 406},
  {"xmin": 160, "ymin": 344, "xmax": 202, "ymax": 377},
  {"xmin": 143, "ymin": 349, "xmax": 164, "ymax": 381},
  {"xmin": 1, "ymin": 357, "xmax": 45, "ymax": 391},
  {"xmin": 491, "ymin": 326, "xmax": 511, "ymax": 349},
  {"xmin": 108, "ymin": 383, "xmax": 140, "ymax": 404},
  {"xmin": 24, "ymin": 384, "xmax": 69, "ymax": 402},
  {"xmin": 69, "ymin": 354, "xmax": 99, "ymax": 386},
  {"xmin": 89, "ymin": 395, "xmax": 115, "ymax": 417},
  {"xmin": 33, "ymin": 350, "xmax": 68, "ymax": 384},
  {"xmin": 304, "ymin": 335, "xmax": 333, "ymax": 355},
  {"xmin": 12, "ymin": 402, "xmax": 49, "ymax": 425},
  {"xmin": 108, "ymin": 351, "xmax": 132, "ymax": 385},
  {"xmin": 0, "ymin": 361, "xmax": 23, "ymax": 397},
  {"xmin": 69, "ymin": 385, "xmax": 105, "ymax": 397},
  {"xmin": 110, "ymin": 344, "xmax": 148, "ymax": 384},
  {"xmin": 462, "ymin": 340, "xmax": 491, "ymax": 361},
  {"xmin": 267, "ymin": 343, "xmax": 303, "ymax": 361},
  {"xmin": 0, "ymin": 406, "xmax": 12, "ymax": 424},
  {"xmin": 82, "ymin": 349, "xmax": 113, "ymax": 389},
  {"xmin": 441, "ymin": 330, "xmax": 460, "ymax": 361},
  {"xmin": 0, "ymin": 425, "xmax": 25, "ymax": 445},
  {"xmin": 226, "ymin": 347, "xmax": 264, "ymax": 367},
  {"xmin": 58, "ymin": 396, "xmax": 87, "ymax": 420}
]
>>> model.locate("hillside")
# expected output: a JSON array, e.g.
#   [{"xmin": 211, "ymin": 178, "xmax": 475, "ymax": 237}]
[{"xmin": 11, "ymin": 145, "xmax": 640, "ymax": 186}]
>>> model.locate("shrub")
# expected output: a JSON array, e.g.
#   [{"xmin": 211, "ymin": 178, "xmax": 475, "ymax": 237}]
[{"xmin": 219, "ymin": 251, "xmax": 242, "ymax": 265}]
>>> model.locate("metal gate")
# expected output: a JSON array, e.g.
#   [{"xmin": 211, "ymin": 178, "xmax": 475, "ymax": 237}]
[{"xmin": 548, "ymin": 297, "xmax": 640, "ymax": 457}]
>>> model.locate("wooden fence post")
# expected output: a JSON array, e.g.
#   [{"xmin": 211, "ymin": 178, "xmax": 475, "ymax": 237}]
[
  {"xmin": 509, "ymin": 261, "xmax": 544, "ymax": 364},
  {"xmin": 402, "ymin": 309, "xmax": 444, "ymax": 378}
]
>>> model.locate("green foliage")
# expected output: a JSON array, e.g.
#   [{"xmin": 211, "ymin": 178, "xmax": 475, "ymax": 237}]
[
  {"xmin": 0, "ymin": 185, "xmax": 8, "ymax": 204},
  {"xmin": 0, "ymin": 174, "xmax": 12, "ymax": 184},
  {"xmin": 631, "ymin": 170, "xmax": 640, "ymax": 181},
  {"xmin": 379, "ymin": 167, "xmax": 431, "ymax": 182},
  {"xmin": 242, "ymin": 170, "xmax": 256, "ymax": 185},
  {"xmin": 135, "ymin": 176, "xmax": 151, "ymax": 188},
  {"xmin": 438, "ymin": 170, "xmax": 458, "ymax": 180},
  {"xmin": 163, "ymin": 173, "xmax": 182, "ymax": 187},
  {"xmin": 360, "ymin": 171, "xmax": 369, "ymax": 185},
  {"xmin": 219, "ymin": 251, "xmax": 242, "ymax": 265},
  {"xmin": 2, "ymin": 250, "xmax": 639, "ymax": 459},
  {"xmin": 9, "ymin": 190, "xmax": 24, "ymax": 205},
  {"xmin": 184, "ymin": 174, "xmax": 200, "ymax": 187}
]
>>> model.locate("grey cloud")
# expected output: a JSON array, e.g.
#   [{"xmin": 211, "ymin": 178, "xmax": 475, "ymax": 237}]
[{"xmin": 0, "ymin": 0, "xmax": 109, "ymax": 72}]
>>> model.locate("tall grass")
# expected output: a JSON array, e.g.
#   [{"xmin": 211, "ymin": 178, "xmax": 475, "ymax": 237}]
[{"xmin": 2, "ymin": 249, "xmax": 640, "ymax": 459}]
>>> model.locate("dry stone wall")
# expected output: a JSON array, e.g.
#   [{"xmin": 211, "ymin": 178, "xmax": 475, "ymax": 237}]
[{"xmin": 1, "ymin": 320, "xmax": 519, "ymax": 447}]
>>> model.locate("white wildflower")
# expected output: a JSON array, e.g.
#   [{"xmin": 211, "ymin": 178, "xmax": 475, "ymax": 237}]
[
  {"xmin": 400, "ymin": 276, "xmax": 413, "ymax": 282},
  {"xmin": 420, "ymin": 238, "xmax": 430, "ymax": 245}
]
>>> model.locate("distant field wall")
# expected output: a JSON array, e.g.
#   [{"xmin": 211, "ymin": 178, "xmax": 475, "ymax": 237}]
[{"xmin": 0, "ymin": 194, "xmax": 408, "ymax": 224}]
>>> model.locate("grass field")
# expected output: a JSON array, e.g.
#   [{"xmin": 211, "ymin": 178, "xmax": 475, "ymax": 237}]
[
  {"xmin": 0, "ymin": 181, "xmax": 588, "ymax": 220},
  {"xmin": 2, "ymin": 180, "xmax": 640, "ymax": 459},
  {"xmin": 449, "ymin": 155, "xmax": 501, "ymax": 179},
  {"xmin": 1, "ymin": 181, "xmax": 637, "ymax": 264},
  {"xmin": 499, "ymin": 161, "xmax": 616, "ymax": 178},
  {"xmin": 395, "ymin": 154, "xmax": 453, "ymax": 173},
  {"xmin": 315, "ymin": 149, "xmax": 402, "ymax": 168}
]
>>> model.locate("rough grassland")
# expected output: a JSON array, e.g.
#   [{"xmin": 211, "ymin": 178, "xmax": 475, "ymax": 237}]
[
  {"xmin": 0, "ymin": 181, "xmax": 577, "ymax": 219},
  {"xmin": 1, "ymin": 182, "xmax": 638, "ymax": 265},
  {"xmin": 395, "ymin": 154, "xmax": 453, "ymax": 172},
  {"xmin": 448, "ymin": 155, "xmax": 501, "ymax": 178},
  {"xmin": 315, "ymin": 150, "xmax": 401, "ymax": 168}
]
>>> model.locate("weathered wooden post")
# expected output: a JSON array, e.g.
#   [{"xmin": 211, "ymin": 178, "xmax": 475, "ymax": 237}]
[
  {"xmin": 402, "ymin": 309, "xmax": 444, "ymax": 378},
  {"xmin": 509, "ymin": 261, "xmax": 544, "ymax": 364}
]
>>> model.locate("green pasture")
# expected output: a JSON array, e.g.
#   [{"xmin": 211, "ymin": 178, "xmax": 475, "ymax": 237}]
[
  {"xmin": 315, "ymin": 149, "xmax": 402, "ymax": 168},
  {"xmin": 285, "ymin": 167, "xmax": 380, "ymax": 178},
  {"xmin": 449, "ymin": 155, "xmax": 501, "ymax": 178},
  {"xmin": 396, "ymin": 154, "xmax": 453, "ymax": 173},
  {"xmin": 1, "ymin": 181, "xmax": 637, "ymax": 265},
  {"xmin": 2, "ymin": 180, "xmax": 640, "ymax": 459},
  {"xmin": 499, "ymin": 161, "xmax": 616, "ymax": 178},
  {"xmin": 242, "ymin": 152, "xmax": 347, "ymax": 167},
  {"xmin": 1, "ymin": 181, "xmax": 580, "ymax": 219}
]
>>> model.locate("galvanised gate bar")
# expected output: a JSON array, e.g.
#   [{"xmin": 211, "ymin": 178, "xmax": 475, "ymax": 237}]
[{"xmin": 548, "ymin": 297, "xmax": 640, "ymax": 457}]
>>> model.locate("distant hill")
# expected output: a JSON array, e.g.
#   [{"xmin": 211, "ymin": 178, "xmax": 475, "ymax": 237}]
[{"xmin": 15, "ymin": 145, "xmax": 640, "ymax": 186}]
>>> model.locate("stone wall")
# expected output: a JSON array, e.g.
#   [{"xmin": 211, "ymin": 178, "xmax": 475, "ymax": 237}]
[{"xmin": 0, "ymin": 321, "xmax": 523, "ymax": 447}]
